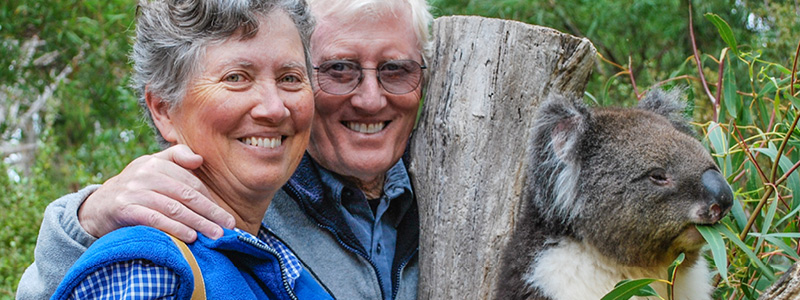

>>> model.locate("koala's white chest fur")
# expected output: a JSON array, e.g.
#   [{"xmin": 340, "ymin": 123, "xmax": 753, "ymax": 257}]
[{"xmin": 522, "ymin": 239, "xmax": 713, "ymax": 300}]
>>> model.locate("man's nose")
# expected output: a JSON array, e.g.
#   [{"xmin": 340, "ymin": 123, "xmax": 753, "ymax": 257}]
[{"xmin": 350, "ymin": 70, "xmax": 387, "ymax": 113}]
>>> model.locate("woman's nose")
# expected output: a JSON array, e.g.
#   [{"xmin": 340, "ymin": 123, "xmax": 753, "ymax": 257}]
[{"xmin": 251, "ymin": 86, "xmax": 290, "ymax": 123}]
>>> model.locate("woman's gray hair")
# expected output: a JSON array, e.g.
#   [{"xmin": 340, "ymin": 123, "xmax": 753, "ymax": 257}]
[{"xmin": 132, "ymin": 0, "xmax": 315, "ymax": 147}]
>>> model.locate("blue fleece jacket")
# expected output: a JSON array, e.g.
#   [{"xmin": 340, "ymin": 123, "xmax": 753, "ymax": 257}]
[{"xmin": 51, "ymin": 226, "xmax": 332, "ymax": 300}]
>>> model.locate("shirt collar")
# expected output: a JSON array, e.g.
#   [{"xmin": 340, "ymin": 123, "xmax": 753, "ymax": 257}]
[{"xmin": 314, "ymin": 159, "xmax": 414, "ymax": 203}]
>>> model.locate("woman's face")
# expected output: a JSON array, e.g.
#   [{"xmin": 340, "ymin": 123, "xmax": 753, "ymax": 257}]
[
  {"xmin": 153, "ymin": 11, "xmax": 313, "ymax": 201},
  {"xmin": 307, "ymin": 6, "xmax": 423, "ymax": 183}
]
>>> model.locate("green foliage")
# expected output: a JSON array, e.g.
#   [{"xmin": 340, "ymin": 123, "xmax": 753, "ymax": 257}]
[
  {"xmin": 433, "ymin": 1, "xmax": 799, "ymax": 298},
  {"xmin": 1, "ymin": 0, "xmax": 158, "ymax": 296},
  {"xmin": 693, "ymin": 12, "xmax": 799, "ymax": 299}
]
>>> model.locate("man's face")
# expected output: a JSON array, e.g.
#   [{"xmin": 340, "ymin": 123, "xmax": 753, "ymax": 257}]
[{"xmin": 307, "ymin": 8, "xmax": 422, "ymax": 183}]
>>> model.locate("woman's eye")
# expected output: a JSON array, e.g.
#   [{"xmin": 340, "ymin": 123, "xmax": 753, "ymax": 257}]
[
  {"xmin": 280, "ymin": 75, "xmax": 300, "ymax": 83},
  {"xmin": 278, "ymin": 73, "xmax": 306, "ymax": 90},
  {"xmin": 224, "ymin": 73, "xmax": 246, "ymax": 83}
]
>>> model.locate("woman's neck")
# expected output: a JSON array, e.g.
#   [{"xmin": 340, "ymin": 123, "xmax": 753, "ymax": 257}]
[{"xmin": 199, "ymin": 177, "xmax": 275, "ymax": 236}]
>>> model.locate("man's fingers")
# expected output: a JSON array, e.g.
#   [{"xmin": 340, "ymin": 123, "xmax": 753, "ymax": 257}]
[
  {"xmin": 136, "ymin": 158, "xmax": 217, "ymax": 205},
  {"xmin": 120, "ymin": 204, "xmax": 199, "ymax": 243},
  {"xmin": 148, "ymin": 176, "xmax": 235, "ymax": 232},
  {"xmin": 154, "ymin": 144, "xmax": 203, "ymax": 170}
]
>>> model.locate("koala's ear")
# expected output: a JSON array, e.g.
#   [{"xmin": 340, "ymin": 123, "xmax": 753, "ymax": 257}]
[
  {"xmin": 531, "ymin": 96, "xmax": 589, "ymax": 223},
  {"xmin": 638, "ymin": 88, "xmax": 696, "ymax": 136},
  {"xmin": 535, "ymin": 96, "xmax": 589, "ymax": 165}
]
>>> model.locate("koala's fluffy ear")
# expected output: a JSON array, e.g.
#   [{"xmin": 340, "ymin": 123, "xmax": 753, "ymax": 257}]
[
  {"xmin": 638, "ymin": 88, "xmax": 696, "ymax": 136},
  {"xmin": 531, "ymin": 96, "xmax": 589, "ymax": 223},
  {"xmin": 536, "ymin": 96, "xmax": 589, "ymax": 164}
]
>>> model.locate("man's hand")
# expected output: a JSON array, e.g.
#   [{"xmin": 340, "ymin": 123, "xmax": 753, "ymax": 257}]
[{"xmin": 78, "ymin": 144, "xmax": 236, "ymax": 242}]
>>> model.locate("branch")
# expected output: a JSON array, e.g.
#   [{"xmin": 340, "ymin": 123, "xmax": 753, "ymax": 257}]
[
  {"xmin": 792, "ymin": 39, "xmax": 799, "ymax": 96},
  {"xmin": 628, "ymin": 57, "xmax": 641, "ymax": 100},
  {"xmin": 2, "ymin": 46, "xmax": 85, "ymax": 141},
  {"xmin": 0, "ymin": 143, "xmax": 37, "ymax": 156},
  {"xmin": 688, "ymin": 3, "xmax": 718, "ymax": 120},
  {"xmin": 715, "ymin": 49, "xmax": 728, "ymax": 106}
]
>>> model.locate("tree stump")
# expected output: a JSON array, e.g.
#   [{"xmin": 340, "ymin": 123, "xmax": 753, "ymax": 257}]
[
  {"xmin": 758, "ymin": 261, "xmax": 800, "ymax": 300},
  {"xmin": 408, "ymin": 16, "xmax": 596, "ymax": 299}
]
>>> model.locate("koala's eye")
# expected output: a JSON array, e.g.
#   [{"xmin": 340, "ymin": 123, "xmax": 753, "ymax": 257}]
[{"xmin": 648, "ymin": 168, "xmax": 670, "ymax": 186}]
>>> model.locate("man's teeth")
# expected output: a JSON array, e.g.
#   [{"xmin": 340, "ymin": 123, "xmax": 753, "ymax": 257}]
[
  {"xmin": 241, "ymin": 137, "xmax": 281, "ymax": 148},
  {"xmin": 346, "ymin": 122, "xmax": 385, "ymax": 134}
]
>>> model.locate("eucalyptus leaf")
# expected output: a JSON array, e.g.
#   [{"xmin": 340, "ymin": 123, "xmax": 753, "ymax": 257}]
[
  {"xmin": 601, "ymin": 278, "xmax": 661, "ymax": 300},
  {"xmin": 722, "ymin": 56, "xmax": 739, "ymax": 120},
  {"xmin": 697, "ymin": 225, "xmax": 728, "ymax": 284},
  {"xmin": 718, "ymin": 225, "xmax": 776, "ymax": 280},
  {"xmin": 704, "ymin": 13, "xmax": 739, "ymax": 56}
]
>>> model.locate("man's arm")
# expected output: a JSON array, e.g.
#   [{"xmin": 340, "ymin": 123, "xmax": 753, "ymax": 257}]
[
  {"xmin": 15, "ymin": 145, "xmax": 234, "ymax": 299},
  {"xmin": 16, "ymin": 185, "xmax": 100, "ymax": 300},
  {"xmin": 78, "ymin": 145, "xmax": 234, "ymax": 242}
]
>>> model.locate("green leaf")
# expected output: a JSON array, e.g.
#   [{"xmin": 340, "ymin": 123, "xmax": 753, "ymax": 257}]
[
  {"xmin": 696, "ymin": 225, "xmax": 728, "ymax": 284},
  {"xmin": 751, "ymin": 147, "xmax": 800, "ymax": 208},
  {"xmin": 667, "ymin": 253, "xmax": 685, "ymax": 283},
  {"xmin": 601, "ymin": 278, "xmax": 661, "ymax": 300},
  {"xmin": 776, "ymin": 203, "xmax": 800, "ymax": 227},
  {"xmin": 704, "ymin": 13, "xmax": 739, "ymax": 56},
  {"xmin": 756, "ymin": 192, "xmax": 780, "ymax": 253},
  {"xmin": 666, "ymin": 253, "xmax": 685, "ymax": 298},
  {"xmin": 757, "ymin": 80, "xmax": 777, "ymax": 99},
  {"xmin": 786, "ymin": 91, "xmax": 800, "ymax": 110},
  {"xmin": 730, "ymin": 197, "xmax": 747, "ymax": 231},
  {"xmin": 706, "ymin": 122, "xmax": 732, "ymax": 176},
  {"xmin": 717, "ymin": 224, "xmax": 776, "ymax": 280},
  {"xmin": 756, "ymin": 232, "xmax": 800, "ymax": 239},
  {"xmin": 763, "ymin": 236, "xmax": 800, "ymax": 260},
  {"xmin": 722, "ymin": 55, "xmax": 739, "ymax": 120}
]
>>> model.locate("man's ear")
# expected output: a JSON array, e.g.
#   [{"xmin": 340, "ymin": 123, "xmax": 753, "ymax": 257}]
[{"xmin": 145, "ymin": 88, "xmax": 179, "ymax": 143}]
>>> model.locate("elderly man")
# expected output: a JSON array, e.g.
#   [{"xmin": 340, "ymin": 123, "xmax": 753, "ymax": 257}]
[{"xmin": 17, "ymin": 0, "xmax": 432, "ymax": 300}]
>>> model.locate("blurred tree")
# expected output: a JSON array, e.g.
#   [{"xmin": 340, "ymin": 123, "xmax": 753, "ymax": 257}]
[
  {"xmin": 430, "ymin": 0, "xmax": 798, "ymax": 108},
  {"xmin": 1, "ymin": 0, "xmax": 158, "ymax": 295}
]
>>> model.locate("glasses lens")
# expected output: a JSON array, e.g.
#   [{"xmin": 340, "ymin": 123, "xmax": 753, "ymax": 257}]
[
  {"xmin": 378, "ymin": 60, "xmax": 423, "ymax": 94},
  {"xmin": 316, "ymin": 61, "xmax": 360, "ymax": 94}
]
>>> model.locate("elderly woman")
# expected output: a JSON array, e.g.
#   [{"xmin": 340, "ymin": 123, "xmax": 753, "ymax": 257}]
[
  {"xmin": 44, "ymin": 0, "xmax": 331, "ymax": 299},
  {"xmin": 18, "ymin": 0, "xmax": 431, "ymax": 299}
]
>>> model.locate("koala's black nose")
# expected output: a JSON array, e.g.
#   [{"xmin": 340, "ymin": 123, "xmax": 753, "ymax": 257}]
[{"xmin": 702, "ymin": 169, "xmax": 733, "ymax": 222}]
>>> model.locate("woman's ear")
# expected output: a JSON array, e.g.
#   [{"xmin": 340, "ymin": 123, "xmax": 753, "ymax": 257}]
[{"xmin": 145, "ymin": 88, "xmax": 179, "ymax": 143}]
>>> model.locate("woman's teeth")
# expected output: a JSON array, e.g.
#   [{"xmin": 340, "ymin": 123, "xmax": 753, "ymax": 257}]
[
  {"xmin": 346, "ymin": 122, "xmax": 385, "ymax": 134},
  {"xmin": 240, "ymin": 137, "xmax": 281, "ymax": 148}
]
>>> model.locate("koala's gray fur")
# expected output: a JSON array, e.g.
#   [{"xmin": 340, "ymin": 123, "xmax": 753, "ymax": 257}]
[{"xmin": 495, "ymin": 89, "xmax": 733, "ymax": 300}]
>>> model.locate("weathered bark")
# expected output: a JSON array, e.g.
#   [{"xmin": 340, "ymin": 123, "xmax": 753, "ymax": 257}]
[
  {"xmin": 408, "ymin": 16, "xmax": 596, "ymax": 299},
  {"xmin": 758, "ymin": 261, "xmax": 800, "ymax": 300}
]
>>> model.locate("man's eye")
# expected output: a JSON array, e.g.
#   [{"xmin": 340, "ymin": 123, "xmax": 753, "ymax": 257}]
[
  {"xmin": 381, "ymin": 62, "xmax": 401, "ymax": 71},
  {"xmin": 323, "ymin": 61, "xmax": 357, "ymax": 73},
  {"xmin": 330, "ymin": 63, "xmax": 347, "ymax": 71}
]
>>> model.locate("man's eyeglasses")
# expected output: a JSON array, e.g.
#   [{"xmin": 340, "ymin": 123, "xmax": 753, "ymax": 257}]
[{"xmin": 313, "ymin": 60, "xmax": 426, "ymax": 95}]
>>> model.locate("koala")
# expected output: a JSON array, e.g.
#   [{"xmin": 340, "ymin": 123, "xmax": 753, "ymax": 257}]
[{"xmin": 495, "ymin": 89, "xmax": 733, "ymax": 300}]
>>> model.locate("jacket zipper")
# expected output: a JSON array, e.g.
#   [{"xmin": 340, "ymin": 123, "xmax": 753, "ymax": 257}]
[
  {"xmin": 237, "ymin": 235, "xmax": 299, "ymax": 300},
  {"xmin": 285, "ymin": 185, "xmax": 388, "ymax": 300},
  {"xmin": 392, "ymin": 247, "xmax": 418, "ymax": 299}
]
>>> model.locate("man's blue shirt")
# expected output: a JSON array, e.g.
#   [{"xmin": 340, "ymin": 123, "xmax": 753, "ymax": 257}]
[{"xmin": 316, "ymin": 159, "xmax": 414, "ymax": 300}]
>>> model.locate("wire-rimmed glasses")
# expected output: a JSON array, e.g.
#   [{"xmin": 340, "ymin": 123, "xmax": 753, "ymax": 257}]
[{"xmin": 313, "ymin": 60, "xmax": 426, "ymax": 95}]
